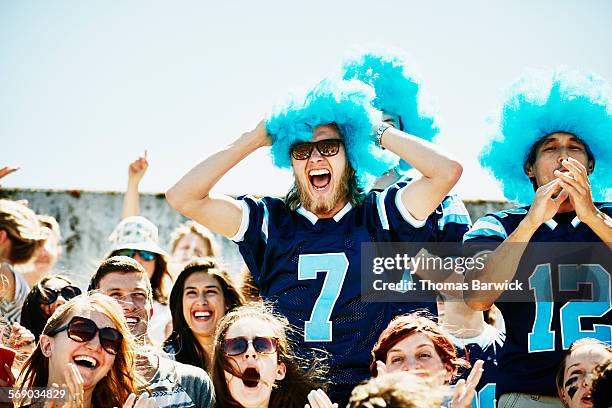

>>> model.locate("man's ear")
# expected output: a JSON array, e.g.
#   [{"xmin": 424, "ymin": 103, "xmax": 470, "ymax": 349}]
[
  {"xmin": 276, "ymin": 362, "xmax": 286, "ymax": 381},
  {"xmin": 524, "ymin": 162, "xmax": 535, "ymax": 178},
  {"xmin": 0, "ymin": 230, "xmax": 7, "ymax": 245},
  {"xmin": 587, "ymin": 161, "xmax": 594, "ymax": 174},
  {"xmin": 40, "ymin": 335, "xmax": 53, "ymax": 357},
  {"xmin": 149, "ymin": 306, "xmax": 154, "ymax": 319}
]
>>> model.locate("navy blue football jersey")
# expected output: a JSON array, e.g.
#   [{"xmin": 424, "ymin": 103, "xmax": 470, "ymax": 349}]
[
  {"xmin": 232, "ymin": 184, "xmax": 438, "ymax": 402},
  {"xmin": 375, "ymin": 176, "xmax": 472, "ymax": 316},
  {"xmin": 463, "ymin": 202, "xmax": 612, "ymax": 397},
  {"xmin": 447, "ymin": 325, "xmax": 505, "ymax": 408}
]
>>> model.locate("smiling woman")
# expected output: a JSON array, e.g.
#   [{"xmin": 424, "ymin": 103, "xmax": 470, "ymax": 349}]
[
  {"xmin": 16, "ymin": 292, "xmax": 147, "ymax": 408},
  {"xmin": 164, "ymin": 257, "xmax": 244, "ymax": 372}
]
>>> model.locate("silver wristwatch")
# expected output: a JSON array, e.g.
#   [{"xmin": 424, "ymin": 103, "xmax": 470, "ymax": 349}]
[{"xmin": 374, "ymin": 122, "xmax": 392, "ymax": 148}]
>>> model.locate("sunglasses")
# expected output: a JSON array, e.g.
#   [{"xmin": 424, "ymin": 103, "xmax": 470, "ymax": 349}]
[
  {"xmin": 47, "ymin": 316, "xmax": 123, "ymax": 355},
  {"xmin": 115, "ymin": 249, "xmax": 156, "ymax": 262},
  {"xmin": 222, "ymin": 336, "xmax": 278, "ymax": 356},
  {"xmin": 37, "ymin": 285, "xmax": 82, "ymax": 305},
  {"xmin": 290, "ymin": 139, "xmax": 344, "ymax": 160}
]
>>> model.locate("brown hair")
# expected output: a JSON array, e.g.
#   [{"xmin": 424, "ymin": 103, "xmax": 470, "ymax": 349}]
[
  {"xmin": 555, "ymin": 338, "xmax": 612, "ymax": 406},
  {"xmin": 169, "ymin": 221, "xmax": 219, "ymax": 257},
  {"xmin": 17, "ymin": 292, "xmax": 145, "ymax": 408},
  {"xmin": 348, "ymin": 371, "xmax": 449, "ymax": 408},
  {"xmin": 370, "ymin": 312, "xmax": 469, "ymax": 379},
  {"xmin": 89, "ymin": 256, "xmax": 153, "ymax": 306},
  {"xmin": 165, "ymin": 257, "xmax": 245, "ymax": 371},
  {"xmin": 211, "ymin": 303, "xmax": 326, "ymax": 408}
]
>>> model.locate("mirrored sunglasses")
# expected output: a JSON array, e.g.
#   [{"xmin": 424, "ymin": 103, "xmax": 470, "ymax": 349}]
[
  {"xmin": 290, "ymin": 139, "xmax": 344, "ymax": 160},
  {"xmin": 115, "ymin": 248, "xmax": 156, "ymax": 262},
  {"xmin": 222, "ymin": 336, "xmax": 278, "ymax": 356}
]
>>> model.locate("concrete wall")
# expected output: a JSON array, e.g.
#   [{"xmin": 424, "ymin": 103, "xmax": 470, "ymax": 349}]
[{"xmin": 1, "ymin": 188, "xmax": 508, "ymax": 288}]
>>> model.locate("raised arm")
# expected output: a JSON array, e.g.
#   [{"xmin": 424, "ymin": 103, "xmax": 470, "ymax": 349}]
[
  {"xmin": 166, "ymin": 121, "xmax": 271, "ymax": 238},
  {"xmin": 379, "ymin": 126, "xmax": 463, "ymax": 221},
  {"xmin": 122, "ymin": 151, "xmax": 148, "ymax": 219},
  {"xmin": 464, "ymin": 179, "xmax": 568, "ymax": 310}
]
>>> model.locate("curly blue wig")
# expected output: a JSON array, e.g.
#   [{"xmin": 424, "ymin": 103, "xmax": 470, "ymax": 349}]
[
  {"xmin": 266, "ymin": 78, "xmax": 399, "ymax": 188},
  {"xmin": 480, "ymin": 69, "xmax": 612, "ymax": 205}
]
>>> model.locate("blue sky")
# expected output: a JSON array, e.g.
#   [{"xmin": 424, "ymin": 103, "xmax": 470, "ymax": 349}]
[{"xmin": 2, "ymin": 0, "xmax": 611, "ymax": 200}]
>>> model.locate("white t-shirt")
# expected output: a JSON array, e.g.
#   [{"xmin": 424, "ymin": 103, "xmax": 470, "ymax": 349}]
[{"xmin": 149, "ymin": 300, "xmax": 172, "ymax": 346}]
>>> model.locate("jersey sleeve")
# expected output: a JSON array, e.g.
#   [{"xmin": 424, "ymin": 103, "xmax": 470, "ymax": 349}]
[
  {"xmin": 463, "ymin": 214, "xmax": 508, "ymax": 243},
  {"xmin": 437, "ymin": 194, "xmax": 472, "ymax": 242},
  {"xmin": 373, "ymin": 183, "xmax": 436, "ymax": 241},
  {"xmin": 231, "ymin": 195, "xmax": 270, "ymax": 282}
]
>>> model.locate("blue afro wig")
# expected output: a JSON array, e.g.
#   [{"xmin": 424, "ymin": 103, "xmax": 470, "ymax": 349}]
[
  {"xmin": 266, "ymin": 78, "xmax": 399, "ymax": 188},
  {"xmin": 480, "ymin": 69, "xmax": 612, "ymax": 205},
  {"xmin": 341, "ymin": 48, "xmax": 439, "ymax": 172}
]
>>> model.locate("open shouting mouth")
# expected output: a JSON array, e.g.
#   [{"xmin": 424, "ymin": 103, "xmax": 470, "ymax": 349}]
[{"xmin": 309, "ymin": 168, "xmax": 331, "ymax": 191}]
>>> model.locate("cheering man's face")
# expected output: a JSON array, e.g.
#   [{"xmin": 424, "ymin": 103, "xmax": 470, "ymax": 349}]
[{"xmin": 290, "ymin": 125, "xmax": 351, "ymax": 218}]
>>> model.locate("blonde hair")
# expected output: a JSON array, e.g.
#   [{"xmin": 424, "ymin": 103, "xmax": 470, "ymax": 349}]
[
  {"xmin": 348, "ymin": 371, "xmax": 449, "ymax": 408},
  {"xmin": 169, "ymin": 220, "xmax": 219, "ymax": 257},
  {"xmin": 18, "ymin": 292, "xmax": 146, "ymax": 408}
]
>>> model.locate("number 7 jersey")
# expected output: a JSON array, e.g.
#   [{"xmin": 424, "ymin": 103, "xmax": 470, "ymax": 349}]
[
  {"xmin": 463, "ymin": 203, "xmax": 612, "ymax": 397},
  {"xmin": 231, "ymin": 183, "xmax": 454, "ymax": 395}
]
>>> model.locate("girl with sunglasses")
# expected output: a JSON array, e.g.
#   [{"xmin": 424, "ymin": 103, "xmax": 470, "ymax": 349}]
[
  {"xmin": 556, "ymin": 338, "xmax": 612, "ymax": 408},
  {"xmin": 17, "ymin": 292, "xmax": 153, "ymax": 408},
  {"xmin": 212, "ymin": 303, "xmax": 329, "ymax": 408},
  {"xmin": 20, "ymin": 275, "xmax": 81, "ymax": 341},
  {"xmin": 164, "ymin": 258, "xmax": 244, "ymax": 371}
]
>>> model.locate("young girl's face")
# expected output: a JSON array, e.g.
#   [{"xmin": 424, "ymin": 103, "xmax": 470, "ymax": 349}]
[
  {"xmin": 561, "ymin": 344, "xmax": 612, "ymax": 408},
  {"xmin": 223, "ymin": 316, "xmax": 285, "ymax": 408}
]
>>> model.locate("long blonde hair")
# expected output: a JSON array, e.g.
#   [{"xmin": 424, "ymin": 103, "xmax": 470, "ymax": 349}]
[{"xmin": 18, "ymin": 292, "xmax": 145, "ymax": 408}]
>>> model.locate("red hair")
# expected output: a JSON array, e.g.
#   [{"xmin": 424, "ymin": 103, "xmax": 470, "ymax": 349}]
[{"xmin": 370, "ymin": 312, "xmax": 469, "ymax": 377}]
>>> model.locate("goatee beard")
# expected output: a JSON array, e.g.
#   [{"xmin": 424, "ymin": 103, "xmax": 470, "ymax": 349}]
[{"xmin": 296, "ymin": 168, "xmax": 351, "ymax": 216}]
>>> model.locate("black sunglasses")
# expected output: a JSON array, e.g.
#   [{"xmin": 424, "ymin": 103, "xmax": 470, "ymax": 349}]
[
  {"xmin": 290, "ymin": 139, "xmax": 344, "ymax": 160},
  {"xmin": 47, "ymin": 316, "xmax": 123, "ymax": 355},
  {"xmin": 222, "ymin": 336, "xmax": 278, "ymax": 356},
  {"xmin": 37, "ymin": 285, "xmax": 82, "ymax": 305}
]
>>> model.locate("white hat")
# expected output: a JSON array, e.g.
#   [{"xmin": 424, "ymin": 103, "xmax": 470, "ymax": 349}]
[{"xmin": 108, "ymin": 216, "xmax": 168, "ymax": 256}]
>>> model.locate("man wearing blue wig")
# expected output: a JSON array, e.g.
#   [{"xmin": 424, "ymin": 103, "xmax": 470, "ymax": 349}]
[
  {"xmin": 167, "ymin": 78, "xmax": 462, "ymax": 403},
  {"xmin": 463, "ymin": 70, "xmax": 612, "ymax": 408}
]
